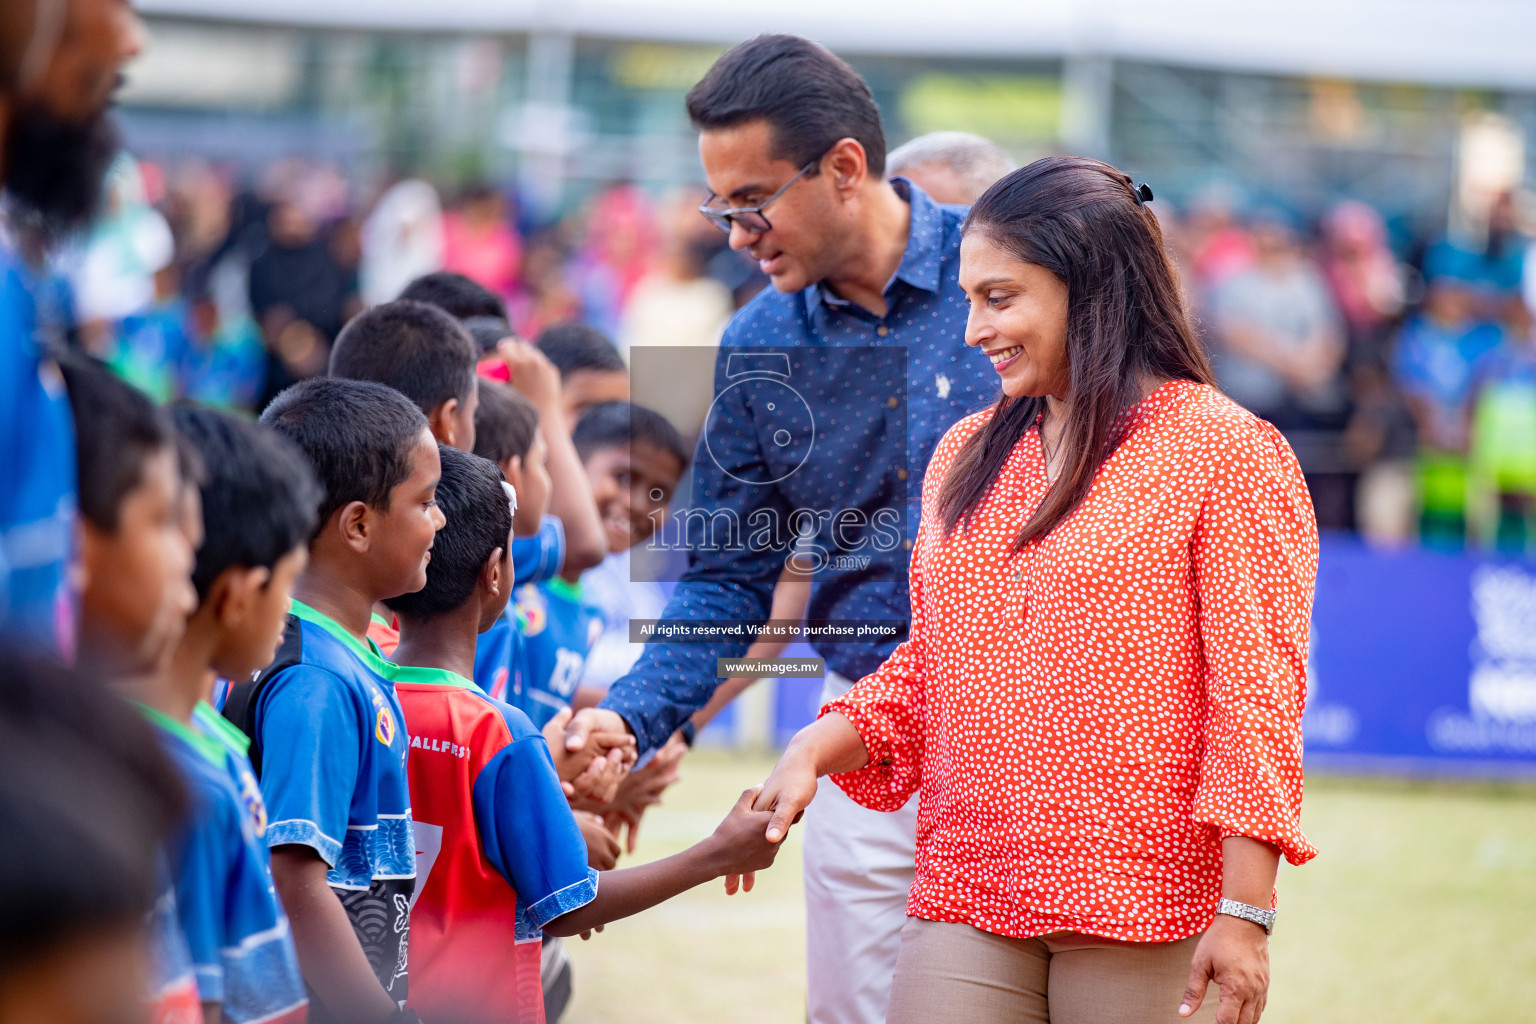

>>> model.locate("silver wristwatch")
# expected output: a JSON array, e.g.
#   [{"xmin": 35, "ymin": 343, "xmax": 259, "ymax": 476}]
[{"xmin": 1216, "ymin": 897, "xmax": 1276, "ymax": 935}]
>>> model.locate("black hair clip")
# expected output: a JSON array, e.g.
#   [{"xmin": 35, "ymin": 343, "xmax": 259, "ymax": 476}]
[{"xmin": 1134, "ymin": 183, "xmax": 1154, "ymax": 205}]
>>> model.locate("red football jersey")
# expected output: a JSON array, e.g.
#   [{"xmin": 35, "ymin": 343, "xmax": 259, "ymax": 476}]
[{"xmin": 396, "ymin": 666, "xmax": 597, "ymax": 1023}]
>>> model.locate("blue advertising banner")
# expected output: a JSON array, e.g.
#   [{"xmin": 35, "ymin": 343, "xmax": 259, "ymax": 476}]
[{"xmin": 1305, "ymin": 536, "xmax": 1536, "ymax": 777}]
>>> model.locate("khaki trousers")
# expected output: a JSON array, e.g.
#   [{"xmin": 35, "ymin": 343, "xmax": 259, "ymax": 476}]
[
  {"xmin": 886, "ymin": 917, "xmax": 1219, "ymax": 1024},
  {"xmin": 804, "ymin": 672, "xmax": 919, "ymax": 1024}
]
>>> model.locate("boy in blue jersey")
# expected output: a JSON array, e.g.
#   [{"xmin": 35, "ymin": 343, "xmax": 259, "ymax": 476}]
[
  {"xmin": 471, "ymin": 380, "xmax": 549, "ymax": 699},
  {"xmin": 221, "ymin": 377, "xmax": 445, "ymax": 1024},
  {"xmin": 161, "ymin": 405, "xmax": 324, "ymax": 1024},
  {"xmin": 385, "ymin": 445, "xmax": 781, "ymax": 1024},
  {"xmin": 59, "ymin": 354, "xmax": 204, "ymax": 1024},
  {"xmin": 328, "ymin": 300, "xmax": 480, "ymax": 657}
]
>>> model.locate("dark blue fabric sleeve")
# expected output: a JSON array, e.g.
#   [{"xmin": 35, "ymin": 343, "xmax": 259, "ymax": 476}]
[
  {"xmin": 255, "ymin": 666, "xmax": 361, "ymax": 865},
  {"xmin": 599, "ymin": 338, "xmax": 787, "ymax": 753},
  {"xmin": 471, "ymin": 711, "xmax": 597, "ymax": 930}
]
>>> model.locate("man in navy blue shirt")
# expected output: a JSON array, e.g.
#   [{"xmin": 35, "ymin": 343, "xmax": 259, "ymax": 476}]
[{"xmin": 565, "ymin": 35, "xmax": 1001, "ymax": 1024}]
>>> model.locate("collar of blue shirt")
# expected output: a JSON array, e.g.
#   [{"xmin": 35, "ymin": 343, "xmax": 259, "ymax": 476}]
[{"xmin": 803, "ymin": 178, "xmax": 947, "ymax": 318}]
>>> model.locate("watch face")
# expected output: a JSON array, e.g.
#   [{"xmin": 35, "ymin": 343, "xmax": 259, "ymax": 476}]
[{"xmin": 703, "ymin": 375, "xmax": 816, "ymax": 485}]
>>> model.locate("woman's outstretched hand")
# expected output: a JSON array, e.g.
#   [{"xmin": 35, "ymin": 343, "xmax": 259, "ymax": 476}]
[
  {"xmin": 753, "ymin": 743, "xmax": 820, "ymax": 843},
  {"xmin": 1179, "ymin": 914, "xmax": 1270, "ymax": 1024},
  {"xmin": 750, "ymin": 711, "xmax": 872, "ymax": 844}
]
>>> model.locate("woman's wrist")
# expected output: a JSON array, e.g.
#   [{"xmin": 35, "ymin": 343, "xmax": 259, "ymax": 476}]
[{"xmin": 792, "ymin": 711, "xmax": 869, "ymax": 777}]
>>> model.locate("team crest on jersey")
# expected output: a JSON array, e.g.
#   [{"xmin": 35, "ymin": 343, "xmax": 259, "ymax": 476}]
[
  {"xmin": 514, "ymin": 584, "xmax": 548, "ymax": 636},
  {"xmin": 375, "ymin": 707, "xmax": 396, "ymax": 745},
  {"xmin": 235, "ymin": 766, "xmax": 268, "ymax": 837}
]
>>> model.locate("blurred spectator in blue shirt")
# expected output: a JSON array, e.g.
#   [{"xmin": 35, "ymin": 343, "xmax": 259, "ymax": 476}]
[{"xmin": 1392, "ymin": 245, "xmax": 1507, "ymax": 546}]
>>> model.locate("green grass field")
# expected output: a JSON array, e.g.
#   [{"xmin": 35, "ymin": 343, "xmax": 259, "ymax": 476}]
[{"xmin": 566, "ymin": 749, "xmax": 1536, "ymax": 1024}]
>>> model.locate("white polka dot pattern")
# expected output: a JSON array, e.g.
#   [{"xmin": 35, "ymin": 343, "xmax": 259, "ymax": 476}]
[{"xmin": 823, "ymin": 380, "xmax": 1320, "ymax": 943}]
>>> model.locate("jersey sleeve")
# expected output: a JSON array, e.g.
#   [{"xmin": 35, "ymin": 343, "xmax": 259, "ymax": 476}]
[
  {"xmin": 255, "ymin": 665, "xmax": 363, "ymax": 865},
  {"xmin": 471, "ymin": 720, "xmax": 597, "ymax": 930},
  {"xmin": 511, "ymin": 516, "xmax": 566, "ymax": 587}
]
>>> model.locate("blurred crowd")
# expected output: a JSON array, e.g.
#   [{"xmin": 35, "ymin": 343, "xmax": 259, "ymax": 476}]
[
  {"xmin": 38, "ymin": 153, "xmax": 1536, "ymax": 554},
  {"xmin": 1165, "ymin": 187, "xmax": 1535, "ymax": 551}
]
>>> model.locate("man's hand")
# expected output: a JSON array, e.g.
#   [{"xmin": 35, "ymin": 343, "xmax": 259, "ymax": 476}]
[{"xmin": 1180, "ymin": 914, "xmax": 1270, "ymax": 1024}]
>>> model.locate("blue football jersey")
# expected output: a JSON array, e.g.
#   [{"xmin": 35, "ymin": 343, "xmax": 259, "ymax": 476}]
[
  {"xmin": 509, "ymin": 578, "xmax": 604, "ymax": 730},
  {"xmin": 222, "ymin": 599, "xmax": 415, "ymax": 1012},
  {"xmin": 147, "ymin": 707, "xmax": 306, "ymax": 1022},
  {"xmin": 473, "ymin": 603, "xmax": 525, "ymax": 703}
]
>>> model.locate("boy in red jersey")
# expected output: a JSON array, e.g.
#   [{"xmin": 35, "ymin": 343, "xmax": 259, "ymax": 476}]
[{"xmin": 387, "ymin": 445, "xmax": 781, "ymax": 1023}]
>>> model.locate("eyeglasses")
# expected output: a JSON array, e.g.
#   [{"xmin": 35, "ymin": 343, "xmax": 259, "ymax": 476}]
[{"xmin": 698, "ymin": 158, "xmax": 819, "ymax": 236}]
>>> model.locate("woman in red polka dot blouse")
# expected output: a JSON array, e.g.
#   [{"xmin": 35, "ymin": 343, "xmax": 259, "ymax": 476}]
[{"xmin": 754, "ymin": 157, "xmax": 1318, "ymax": 1024}]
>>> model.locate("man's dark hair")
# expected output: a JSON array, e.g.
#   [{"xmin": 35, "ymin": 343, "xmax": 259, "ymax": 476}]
[
  {"xmin": 0, "ymin": 654, "xmax": 186, "ymax": 966},
  {"xmin": 535, "ymin": 323, "xmax": 625, "ymax": 379},
  {"xmin": 573, "ymin": 401, "xmax": 691, "ymax": 472},
  {"xmin": 385, "ymin": 446, "xmax": 510, "ymax": 620},
  {"xmin": 686, "ymin": 35, "xmax": 886, "ymax": 176},
  {"xmin": 260, "ymin": 377, "xmax": 429, "ymax": 532},
  {"xmin": 329, "ymin": 300, "xmax": 478, "ymax": 415},
  {"xmin": 398, "ymin": 271, "xmax": 508, "ymax": 321},
  {"xmin": 170, "ymin": 405, "xmax": 323, "ymax": 601},
  {"xmin": 57, "ymin": 353, "xmax": 176, "ymax": 531},
  {"xmin": 473, "ymin": 380, "xmax": 540, "ymax": 465}
]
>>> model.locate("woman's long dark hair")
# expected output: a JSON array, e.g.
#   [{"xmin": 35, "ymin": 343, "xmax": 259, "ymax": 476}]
[{"xmin": 938, "ymin": 156, "xmax": 1214, "ymax": 549}]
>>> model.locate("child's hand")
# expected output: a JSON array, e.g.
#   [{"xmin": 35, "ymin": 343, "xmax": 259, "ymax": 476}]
[
  {"xmin": 603, "ymin": 731, "xmax": 687, "ymax": 853},
  {"xmin": 566, "ymin": 747, "xmax": 630, "ymax": 805},
  {"xmin": 574, "ymin": 810, "xmax": 621, "ymax": 870},
  {"xmin": 543, "ymin": 708, "xmax": 636, "ymax": 802},
  {"xmin": 497, "ymin": 338, "xmax": 562, "ymax": 413},
  {"xmin": 709, "ymin": 787, "xmax": 782, "ymax": 895}
]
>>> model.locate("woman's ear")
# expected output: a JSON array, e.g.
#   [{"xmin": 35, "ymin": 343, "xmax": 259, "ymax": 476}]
[{"xmin": 482, "ymin": 546, "xmax": 506, "ymax": 598}]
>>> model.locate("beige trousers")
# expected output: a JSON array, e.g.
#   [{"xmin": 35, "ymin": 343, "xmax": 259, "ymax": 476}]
[{"xmin": 886, "ymin": 917, "xmax": 1219, "ymax": 1024}]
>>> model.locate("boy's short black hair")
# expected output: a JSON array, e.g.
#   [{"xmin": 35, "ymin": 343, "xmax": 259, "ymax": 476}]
[
  {"xmin": 573, "ymin": 401, "xmax": 691, "ymax": 472},
  {"xmin": 385, "ymin": 446, "xmax": 511, "ymax": 620},
  {"xmin": 398, "ymin": 271, "xmax": 508, "ymax": 322},
  {"xmin": 463, "ymin": 315, "xmax": 513, "ymax": 355},
  {"xmin": 0, "ymin": 654, "xmax": 185, "ymax": 965},
  {"xmin": 686, "ymin": 35, "xmax": 887, "ymax": 177},
  {"xmin": 57, "ymin": 353, "xmax": 176, "ymax": 531},
  {"xmin": 472, "ymin": 380, "xmax": 540, "ymax": 466},
  {"xmin": 535, "ymin": 323, "xmax": 626, "ymax": 379},
  {"xmin": 170, "ymin": 405, "xmax": 323, "ymax": 601},
  {"xmin": 329, "ymin": 300, "xmax": 478, "ymax": 415},
  {"xmin": 260, "ymin": 377, "xmax": 429, "ymax": 532}
]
